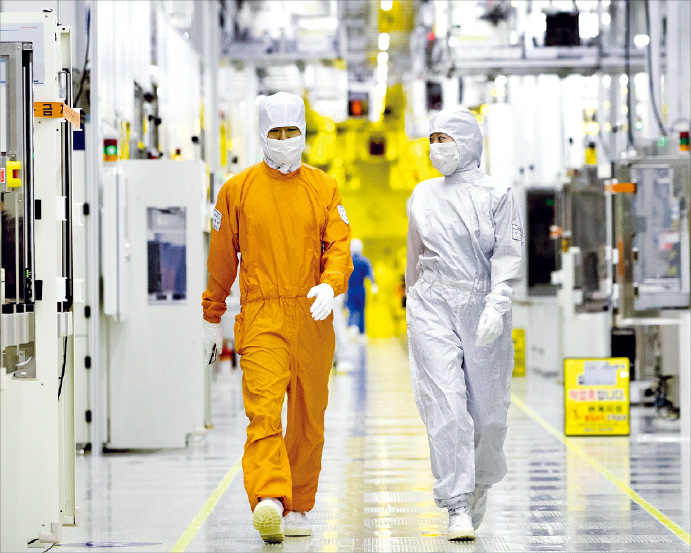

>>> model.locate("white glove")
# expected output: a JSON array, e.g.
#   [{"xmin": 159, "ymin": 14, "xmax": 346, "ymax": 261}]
[
  {"xmin": 371, "ymin": 283, "xmax": 378, "ymax": 294},
  {"xmin": 307, "ymin": 283, "xmax": 335, "ymax": 321},
  {"xmin": 475, "ymin": 306, "xmax": 504, "ymax": 347},
  {"xmin": 202, "ymin": 320, "xmax": 223, "ymax": 355}
]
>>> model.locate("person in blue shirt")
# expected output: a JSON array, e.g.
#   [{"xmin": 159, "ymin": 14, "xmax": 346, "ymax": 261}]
[{"xmin": 346, "ymin": 239, "xmax": 377, "ymax": 335}]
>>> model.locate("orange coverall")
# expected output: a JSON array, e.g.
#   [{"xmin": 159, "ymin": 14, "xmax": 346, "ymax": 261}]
[{"xmin": 202, "ymin": 161, "xmax": 352, "ymax": 513}]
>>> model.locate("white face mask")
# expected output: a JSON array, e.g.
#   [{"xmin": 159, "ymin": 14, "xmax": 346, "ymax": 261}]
[
  {"xmin": 266, "ymin": 136, "xmax": 303, "ymax": 166},
  {"xmin": 429, "ymin": 142, "xmax": 460, "ymax": 175}
]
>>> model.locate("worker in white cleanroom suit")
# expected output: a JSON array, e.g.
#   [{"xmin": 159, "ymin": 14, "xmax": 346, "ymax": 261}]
[{"xmin": 406, "ymin": 107, "xmax": 523, "ymax": 541}]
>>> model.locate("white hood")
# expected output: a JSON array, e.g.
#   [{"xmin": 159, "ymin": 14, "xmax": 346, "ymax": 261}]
[
  {"xmin": 429, "ymin": 108, "xmax": 483, "ymax": 176},
  {"xmin": 258, "ymin": 92, "xmax": 306, "ymax": 174}
]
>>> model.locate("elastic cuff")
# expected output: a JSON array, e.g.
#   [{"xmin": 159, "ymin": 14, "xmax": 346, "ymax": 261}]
[
  {"xmin": 485, "ymin": 293, "xmax": 511, "ymax": 315},
  {"xmin": 203, "ymin": 314, "xmax": 221, "ymax": 324},
  {"xmin": 435, "ymin": 492, "xmax": 472, "ymax": 510},
  {"xmin": 319, "ymin": 276, "xmax": 340, "ymax": 295}
]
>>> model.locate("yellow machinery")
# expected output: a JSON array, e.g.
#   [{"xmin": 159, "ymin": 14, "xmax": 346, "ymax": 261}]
[{"xmin": 304, "ymin": 84, "xmax": 438, "ymax": 338}]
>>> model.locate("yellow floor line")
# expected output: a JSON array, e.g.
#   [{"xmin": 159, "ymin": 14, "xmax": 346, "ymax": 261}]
[
  {"xmin": 511, "ymin": 393, "xmax": 691, "ymax": 545},
  {"xmin": 171, "ymin": 457, "xmax": 243, "ymax": 552}
]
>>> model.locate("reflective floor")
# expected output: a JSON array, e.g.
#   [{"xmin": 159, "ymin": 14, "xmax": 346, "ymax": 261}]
[{"xmin": 56, "ymin": 339, "xmax": 690, "ymax": 552}]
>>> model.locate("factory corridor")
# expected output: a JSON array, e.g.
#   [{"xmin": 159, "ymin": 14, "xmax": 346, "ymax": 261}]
[{"xmin": 56, "ymin": 340, "xmax": 690, "ymax": 553}]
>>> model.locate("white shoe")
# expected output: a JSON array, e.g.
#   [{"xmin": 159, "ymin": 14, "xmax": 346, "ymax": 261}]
[
  {"xmin": 471, "ymin": 486, "xmax": 490, "ymax": 530},
  {"xmin": 447, "ymin": 503, "xmax": 475, "ymax": 541},
  {"xmin": 284, "ymin": 511, "xmax": 312, "ymax": 537},
  {"xmin": 253, "ymin": 498, "xmax": 284, "ymax": 543}
]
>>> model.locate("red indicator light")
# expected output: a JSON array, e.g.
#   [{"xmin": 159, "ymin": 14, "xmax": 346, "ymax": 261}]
[{"xmin": 427, "ymin": 32, "xmax": 435, "ymax": 41}]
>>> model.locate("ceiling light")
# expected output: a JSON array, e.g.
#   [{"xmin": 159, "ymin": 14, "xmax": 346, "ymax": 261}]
[
  {"xmin": 634, "ymin": 34, "xmax": 650, "ymax": 48},
  {"xmin": 378, "ymin": 33, "xmax": 390, "ymax": 51}
]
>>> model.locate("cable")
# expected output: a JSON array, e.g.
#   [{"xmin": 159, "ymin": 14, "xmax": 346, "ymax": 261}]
[
  {"xmin": 644, "ymin": 0, "xmax": 667, "ymax": 137},
  {"xmin": 74, "ymin": 6, "xmax": 91, "ymax": 107},
  {"xmin": 624, "ymin": 0, "xmax": 634, "ymax": 147},
  {"xmin": 58, "ymin": 336, "xmax": 67, "ymax": 400}
]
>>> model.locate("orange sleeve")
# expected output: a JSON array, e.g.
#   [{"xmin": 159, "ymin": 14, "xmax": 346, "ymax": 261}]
[
  {"xmin": 202, "ymin": 179, "xmax": 240, "ymax": 323},
  {"xmin": 320, "ymin": 179, "xmax": 353, "ymax": 296}
]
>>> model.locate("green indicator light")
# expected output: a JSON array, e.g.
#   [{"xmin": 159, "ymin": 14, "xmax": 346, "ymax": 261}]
[
  {"xmin": 635, "ymin": 121, "xmax": 643, "ymax": 130},
  {"xmin": 546, "ymin": 198, "xmax": 555, "ymax": 206},
  {"xmin": 105, "ymin": 145, "xmax": 117, "ymax": 156},
  {"xmin": 658, "ymin": 137, "xmax": 668, "ymax": 148}
]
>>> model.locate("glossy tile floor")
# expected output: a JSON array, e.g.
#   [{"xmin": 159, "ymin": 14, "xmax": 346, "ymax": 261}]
[{"xmin": 55, "ymin": 339, "xmax": 690, "ymax": 552}]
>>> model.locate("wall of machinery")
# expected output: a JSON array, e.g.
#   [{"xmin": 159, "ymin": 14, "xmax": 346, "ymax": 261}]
[
  {"xmin": 2, "ymin": 5, "xmax": 228, "ymax": 541},
  {"xmin": 1, "ymin": 10, "xmax": 78, "ymax": 550}
]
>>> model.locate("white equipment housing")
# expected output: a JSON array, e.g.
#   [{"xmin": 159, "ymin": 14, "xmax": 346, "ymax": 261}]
[{"xmin": 102, "ymin": 159, "xmax": 206, "ymax": 449}]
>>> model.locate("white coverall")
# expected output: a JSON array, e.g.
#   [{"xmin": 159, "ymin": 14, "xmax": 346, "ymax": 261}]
[{"xmin": 406, "ymin": 108, "xmax": 523, "ymax": 509}]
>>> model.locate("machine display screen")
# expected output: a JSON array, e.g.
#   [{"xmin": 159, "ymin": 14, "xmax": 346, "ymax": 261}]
[{"xmin": 147, "ymin": 207, "xmax": 187, "ymax": 304}]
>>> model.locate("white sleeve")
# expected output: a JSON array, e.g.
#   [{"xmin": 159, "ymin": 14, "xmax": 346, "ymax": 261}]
[
  {"xmin": 406, "ymin": 209, "xmax": 424, "ymax": 291},
  {"xmin": 486, "ymin": 186, "xmax": 524, "ymax": 314}
]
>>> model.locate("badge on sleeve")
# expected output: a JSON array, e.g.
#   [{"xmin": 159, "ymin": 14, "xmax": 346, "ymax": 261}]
[
  {"xmin": 337, "ymin": 205, "xmax": 350, "ymax": 225},
  {"xmin": 512, "ymin": 224, "xmax": 523, "ymax": 243},
  {"xmin": 212, "ymin": 209, "xmax": 222, "ymax": 231}
]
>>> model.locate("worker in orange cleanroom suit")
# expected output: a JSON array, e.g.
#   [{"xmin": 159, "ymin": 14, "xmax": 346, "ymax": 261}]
[{"xmin": 201, "ymin": 92, "xmax": 353, "ymax": 543}]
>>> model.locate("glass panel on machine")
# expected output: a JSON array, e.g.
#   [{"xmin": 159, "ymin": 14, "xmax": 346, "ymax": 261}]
[
  {"xmin": 631, "ymin": 166, "xmax": 682, "ymax": 293},
  {"xmin": 571, "ymin": 189, "xmax": 608, "ymax": 308},
  {"xmin": 1, "ymin": 57, "xmax": 6, "ymax": 153},
  {"xmin": 2, "ymin": 44, "xmax": 35, "ymax": 375},
  {"xmin": 1, "ymin": 56, "xmax": 8, "ymax": 309},
  {"xmin": 147, "ymin": 207, "xmax": 187, "ymax": 304}
]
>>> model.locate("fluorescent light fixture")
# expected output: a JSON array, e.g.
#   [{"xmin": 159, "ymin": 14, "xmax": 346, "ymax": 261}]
[
  {"xmin": 634, "ymin": 34, "xmax": 650, "ymax": 48},
  {"xmin": 381, "ymin": 0, "xmax": 393, "ymax": 11},
  {"xmin": 495, "ymin": 75, "xmax": 508, "ymax": 87},
  {"xmin": 579, "ymin": 12, "xmax": 599, "ymax": 39},
  {"xmin": 377, "ymin": 51, "xmax": 389, "ymax": 64},
  {"xmin": 602, "ymin": 12, "xmax": 611, "ymax": 26},
  {"xmin": 619, "ymin": 74, "xmax": 628, "ymax": 86},
  {"xmin": 602, "ymin": 75, "xmax": 611, "ymax": 88},
  {"xmin": 378, "ymin": 33, "xmax": 390, "ymax": 51},
  {"xmin": 634, "ymin": 72, "xmax": 647, "ymax": 91}
]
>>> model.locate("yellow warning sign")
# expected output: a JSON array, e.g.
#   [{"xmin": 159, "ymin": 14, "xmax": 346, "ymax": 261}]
[
  {"xmin": 564, "ymin": 358, "xmax": 630, "ymax": 436},
  {"xmin": 512, "ymin": 328, "xmax": 525, "ymax": 377}
]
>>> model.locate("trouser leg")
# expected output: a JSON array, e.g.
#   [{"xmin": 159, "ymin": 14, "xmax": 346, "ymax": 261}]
[
  {"xmin": 461, "ymin": 301, "xmax": 514, "ymax": 487},
  {"xmin": 239, "ymin": 302, "xmax": 292, "ymax": 512},
  {"xmin": 284, "ymin": 300, "xmax": 335, "ymax": 512},
  {"xmin": 407, "ymin": 284, "xmax": 474, "ymax": 509}
]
